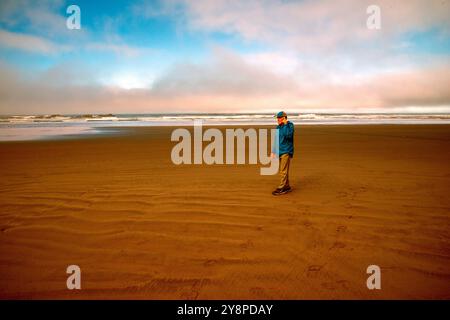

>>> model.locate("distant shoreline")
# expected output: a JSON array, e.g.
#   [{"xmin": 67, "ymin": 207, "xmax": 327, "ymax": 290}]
[{"xmin": 1, "ymin": 122, "xmax": 450, "ymax": 142}]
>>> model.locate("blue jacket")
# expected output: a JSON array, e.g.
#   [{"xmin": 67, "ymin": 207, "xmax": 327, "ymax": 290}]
[{"xmin": 273, "ymin": 121, "xmax": 294, "ymax": 157}]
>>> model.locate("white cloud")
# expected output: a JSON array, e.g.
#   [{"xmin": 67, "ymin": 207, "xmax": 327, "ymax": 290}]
[
  {"xmin": 0, "ymin": 29, "xmax": 69, "ymax": 54},
  {"xmin": 1, "ymin": 49, "xmax": 449, "ymax": 114},
  {"xmin": 163, "ymin": 0, "xmax": 450, "ymax": 51},
  {"xmin": 151, "ymin": 47, "xmax": 297, "ymax": 96}
]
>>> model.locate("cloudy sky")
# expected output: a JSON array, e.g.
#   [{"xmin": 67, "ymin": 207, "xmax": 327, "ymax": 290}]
[{"xmin": 0, "ymin": 0, "xmax": 449, "ymax": 114}]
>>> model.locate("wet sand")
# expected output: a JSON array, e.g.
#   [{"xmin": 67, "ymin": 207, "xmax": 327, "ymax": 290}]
[{"xmin": 0, "ymin": 124, "xmax": 449, "ymax": 299}]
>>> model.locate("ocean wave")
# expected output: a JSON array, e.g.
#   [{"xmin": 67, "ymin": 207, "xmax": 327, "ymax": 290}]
[{"xmin": 1, "ymin": 113, "xmax": 449, "ymax": 124}]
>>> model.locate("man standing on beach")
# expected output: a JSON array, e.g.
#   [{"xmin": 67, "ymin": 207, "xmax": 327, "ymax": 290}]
[{"xmin": 271, "ymin": 111, "xmax": 294, "ymax": 196}]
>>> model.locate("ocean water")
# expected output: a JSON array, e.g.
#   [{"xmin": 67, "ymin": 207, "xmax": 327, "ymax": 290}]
[{"xmin": 0, "ymin": 113, "xmax": 449, "ymax": 141}]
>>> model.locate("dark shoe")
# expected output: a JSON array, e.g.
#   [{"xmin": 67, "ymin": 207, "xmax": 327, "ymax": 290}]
[
  {"xmin": 272, "ymin": 186, "xmax": 291, "ymax": 196},
  {"xmin": 279, "ymin": 186, "xmax": 292, "ymax": 195},
  {"xmin": 272, "ymin": 188, "xmax": 283, "ymax": 195}
]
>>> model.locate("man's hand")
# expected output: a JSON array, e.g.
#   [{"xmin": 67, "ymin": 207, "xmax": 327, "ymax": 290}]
[{"xmin": 271, "ymin": 152, "xmax": 276, "ymax": 159}]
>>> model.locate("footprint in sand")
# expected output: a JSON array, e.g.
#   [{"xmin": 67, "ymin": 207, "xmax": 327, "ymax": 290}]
[
  {"xmin": 322, "ymin": 280, "xmax": 350, "ymax": 291},
  {"xmin": 306, "ymin": 265, "xmax": 325, "ymax": 279},
  {"xmin": 329, "ymin": 241, "xmax": 346, "ymax": 250},
  {"xmin": 204, "ymin": 259, "xmax": 218, "ymax": 267},
  {"xmin": 337, "ymin": 191, "xmax": 347, "ymax": 198},
  {"xmin": 308, "ymin": 265, "xmax": 322, "ymax": 272},
  {"xmin": 240, "ymin": 239, "xmax": 255, "ymax": 249},
  {"xmin": 180, "ymin": 279, "xmax": 209, "ymax": 300},
  {"xmin": 336, "ymin": 225, "xmax": 347, "ymax": 233},
  {"xmin": 301, "ymin": 220, "xmax": 313, "ymax": 228}
]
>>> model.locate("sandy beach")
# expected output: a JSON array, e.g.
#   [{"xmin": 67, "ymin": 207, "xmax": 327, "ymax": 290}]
[{"xmin": 0, "ymin": 124, "xmax": 449, "ymax": 299}]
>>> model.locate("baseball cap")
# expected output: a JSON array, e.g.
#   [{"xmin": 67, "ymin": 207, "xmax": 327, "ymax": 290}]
[{"xmin": 275, "ymin": 111, "xmax": 287, "ymax": 118}]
